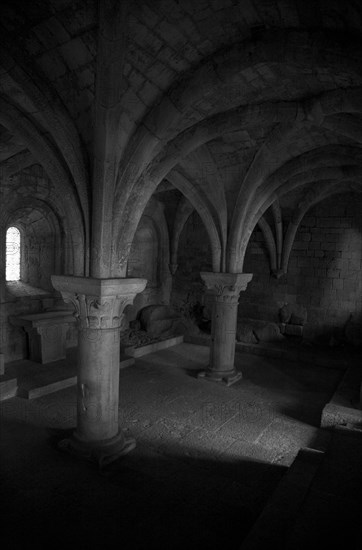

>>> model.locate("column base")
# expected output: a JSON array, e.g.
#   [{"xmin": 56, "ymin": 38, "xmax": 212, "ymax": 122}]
[
  {"xmin": 197, "ymin": 368, "xmax": 242, "ymax": 387},
  {"xmin": 58, "ymin": 430, "xmax": 136, "ymax": 468}
]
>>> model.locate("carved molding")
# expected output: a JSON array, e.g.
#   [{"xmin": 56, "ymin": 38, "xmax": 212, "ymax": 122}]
[
  {"xmin": 200, "ymin": 272, "xmax": 253, "ymax": 303},
  {"xmin": 51, "ymin": 276, "xmax": 147, "ymax": 330}
]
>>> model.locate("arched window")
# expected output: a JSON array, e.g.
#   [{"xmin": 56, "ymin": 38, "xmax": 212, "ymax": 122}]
[{"xmin": 6, "ymin": 226, "xmax": 21, "ymax": 281}]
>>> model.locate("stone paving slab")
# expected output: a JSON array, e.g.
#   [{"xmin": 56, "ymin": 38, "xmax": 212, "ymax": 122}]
[{"xmin": 0, "ymin": 343, "xmax": 346, "ymax": 549}]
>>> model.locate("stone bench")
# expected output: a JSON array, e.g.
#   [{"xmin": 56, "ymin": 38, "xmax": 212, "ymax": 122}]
[{"xmin": 10, "ymin": 311, "xmax": 76, "ymax": 364}]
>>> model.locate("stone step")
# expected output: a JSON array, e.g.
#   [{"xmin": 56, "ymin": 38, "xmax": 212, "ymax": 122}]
[
  {"xmin": 321, "ymin": 364, "xmax": 362, "ymax": 429},
  {"xmin": 282, "ymin": 427, "xmax": 362, "ymax": 548},
  {"xmin": 0, "ymin": 376, "xmax": 18, "ymax": 401},
  {"xmin": 0, "ymin": 351, "xmax": 139, "ymax": 400},
  {"xmin": 0, "ymin": 337, "xmax": 182, "ymax": 400},
  {"xmin": 120, "ymin": 354, "xmax": 135, "ymax": 369},
  {"xmin": 18, "ymin": 375, "xmax": 77, "ymax": 400},
  {"xmin": 124, "ymin": 335, "xmax": 184, "ymax": 358},
  {"xmin": 185, "ymin": 334, "xmax": 351, "ymax": 369},
  {"xmin": 240, "ymin": 446, "xmax": 326, "ymax": 549},
  {"xmin": 4, "ymin": 351, "xmax": 78, "ymax": 400}
]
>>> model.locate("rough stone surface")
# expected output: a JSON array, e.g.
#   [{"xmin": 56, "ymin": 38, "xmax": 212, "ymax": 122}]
[
  {"xmin": 139, "ymin": 304, "xmax": 182, "ymax": 336},
  {"xmin": 237, "ymin": 318, "xmax": 284, "ymax": 344},
  {"xmin": 0, "ymin": 2, "xmax": 362, "ymax": 543},
  {"xmin": 0, "ymin": 343, "xmax": 345, "ymax": 548}
]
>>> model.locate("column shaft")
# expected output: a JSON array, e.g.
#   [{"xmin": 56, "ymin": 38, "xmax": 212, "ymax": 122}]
[
  {"xmin": 76, "ymin": 327, "xmax": 120, "ymax": 441},
  {"xmin": 210, "ymin": 299, "xmax": 239, "ymax": 375},
  {"xmin": 199, "ymin": 272, "xmax": 253, "ymax": 386},
  {"xmin": 51, "ymin": 275, "xmax": 147, "ymax": 466}
]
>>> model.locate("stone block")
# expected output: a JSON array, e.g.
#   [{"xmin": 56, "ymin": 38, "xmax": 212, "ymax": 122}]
[
  {"xmin": 0, "ymin": 378, "xmax": 17, "ymax": 402},
  {"xmin": 0, "ymin": 353, "xmax": 4, "ymax": 375},
  {"xmin": 284, "ymin": 324, "xmax": 303, "ymax": 337},
  {"xmin": 236, "ymin": 323, "xmax": 258, "ymax": 344},
  {"xmin": 139, "ymin": 304, "xmax": 182, "ymax": 336},
  {"xmin": 237, "ymin": 318, "xmax": 284, "ymax": 343},
  {"xmin": 9, "ymin": 311, "xmax": 76, "ymax": 364},
  {"xmin": 124, "ymin": 335, "xmax": 184, "ymax": 357},
  {"xmin": 327, "ymin": 268, "xmax": 340, "ymax": 278},
  {"xmin": 333, "ymin": 279, "xmax": 343, "ymax": 290}
]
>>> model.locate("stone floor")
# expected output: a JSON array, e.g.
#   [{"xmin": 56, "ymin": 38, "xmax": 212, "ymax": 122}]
[{"xmin": 0, "ymin": 343, "xmax": 345, "ymax": 549}]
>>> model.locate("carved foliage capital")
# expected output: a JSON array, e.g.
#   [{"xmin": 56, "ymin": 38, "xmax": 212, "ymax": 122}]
[
  {"xmin": 61, "ymin": 292, "xmax": 136, "ymax": 330},
  {"xmin": 201, "ymin": 272, "xmax": 253, "ymax": 303},
  {"xmin": 51, "ymin": 276, "xmax": 147, "ymax": 330}
]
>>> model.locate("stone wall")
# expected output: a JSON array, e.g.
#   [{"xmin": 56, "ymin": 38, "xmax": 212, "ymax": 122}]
[
  {"xmin": 171, "ymin": 210, "xmax": 213, "ymax": 319},
  {"xmin": 0, "ymin": 166, "xmax": 70, "ymax": 362},
  {"xmin": 125, "ymin": 203, "xmax": 172, "ymax": 324},
  {"xmin": 239, "ymin": 193, "xmax": 362, "ymax": 342}
]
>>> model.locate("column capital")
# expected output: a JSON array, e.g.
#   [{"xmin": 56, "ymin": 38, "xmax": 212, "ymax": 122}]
[
  {"xmin": 51, "ymin": 275, "xmax": 147, "ymax": 330},
  {"xmin": 200, "ymin": 272, "xmax": 253, "ymax": 302}
]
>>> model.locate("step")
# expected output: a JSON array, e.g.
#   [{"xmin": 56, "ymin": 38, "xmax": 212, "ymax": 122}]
[
  {"xmin": 18, "ymin": 375, "xmax": 77, "ymax": 399},
  {"xmin": 321, "ymin": 364, "xmax": 362, "ymax": 429},
  {"xmin": 120, "ymin": 354, "xmax": 135, "ymax": 369},
  {"xmin": 124, "ymin": 335, "xmax": 184, "ymax": 358},
  {"xmin": 0, "ymin": 350, "xmax": 138, "ymax": 400},
  {"xmin": 240, "ymin": 447, "xmax": 325, "ymax": 549},
  {"xmin": 4, "ymin": 352, "xmax": 77, "ymax": 400},
  {"xmin": 184, "ymin": 335, "xmax": 350, "ymax": 369},
  {"xmin": 0, "ymin": 376, "xmax": 18, "ymax": 401},
  {"xmin": 282, "ymin": 427, "xmax": 362, "ymax": 548}
]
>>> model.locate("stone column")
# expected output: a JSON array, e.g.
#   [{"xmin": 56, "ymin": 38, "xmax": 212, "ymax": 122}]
[
  {"xmin": 199, "ymin": 272, "xmax": 253, "ymax": 386},
  {"xmin": 51, "ymin": 275, "xmax": 146, "ymax": 467}
]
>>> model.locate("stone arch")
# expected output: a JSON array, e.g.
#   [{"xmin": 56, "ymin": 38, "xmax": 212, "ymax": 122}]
[
  {"xmin": 169, "ymin": 196, "xmax": 195, "ymax": 271},
  {"xmin": 228, "ymin": 93, "xmax": 362, "ymax": 271},
  {"xmin": 281, "ymin": 180, "xmax": 362, "ymax": 275},
  {"xmin": 0, "ymin": 101, "xmax": 87, "ymax": 276},
  {"xmin": 240, "ymin": 168, "xmax": 362, "ymax": 276},
  {"xmin": 1, "ymin": 200, "xmax": 65, "ymax": 291},
  {"xmin": 1, "ymin": 165, "xmax": 85, "ymax": 276},
  {"xmin": 0, "ymin": 43, "xmax": 90, "ymax": 236},
  {"xmin": 114, "ymin": 85, "xmax": 362, "ymax": 277},
  {"xmin": 114, "ymin": 29, "xmax": 362, "ymax": 226},
  {"xmin": 113, "ymin": 169, "xmax": 223, "ymax": 276}
]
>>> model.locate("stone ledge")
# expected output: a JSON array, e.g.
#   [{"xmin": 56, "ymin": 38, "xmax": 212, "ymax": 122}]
[
  {"xmin": 184, "ymin": 334, "xmax": 350, "ymax": 369},
  {"xmin": 321, "ymin": 364, "xmax": 362, "ymax": 429},
  {"xmin": 124, "ymin": 335, "xmax": 184, "ymax": 357},
  {"xmin": 240, "ymin": 447, "xmax": 325, "ymax": 550},
  {"xmin": 119, "ymin": 354, "xmax": 135, "ymax": 369},
  {"xmin": 0, "ymin": 377, "xmax": 18, "ymax": 402},
  {"xmin": 19, "ymin": 376, "xmax": 77, "ymax": 400},
  {"xmin": 321, "ymin": 403, "xmax": 362, "ymax": 429}
]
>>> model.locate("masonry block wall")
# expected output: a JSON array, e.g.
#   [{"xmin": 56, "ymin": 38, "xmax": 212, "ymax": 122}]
[
  {"xmin": 125, "ymin": 210, "xmax": 172, "ymax": 324},
  {"xmin": 239, "ymin": 193, "xmax": 362, "ymax": 342},
  {"xmin": 171, "ymin": 211, "xmax": 213, "ymax": 317},
  {"xmin": 0, "ymin": 166, "xmax": 68, "ymax": 362}
]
